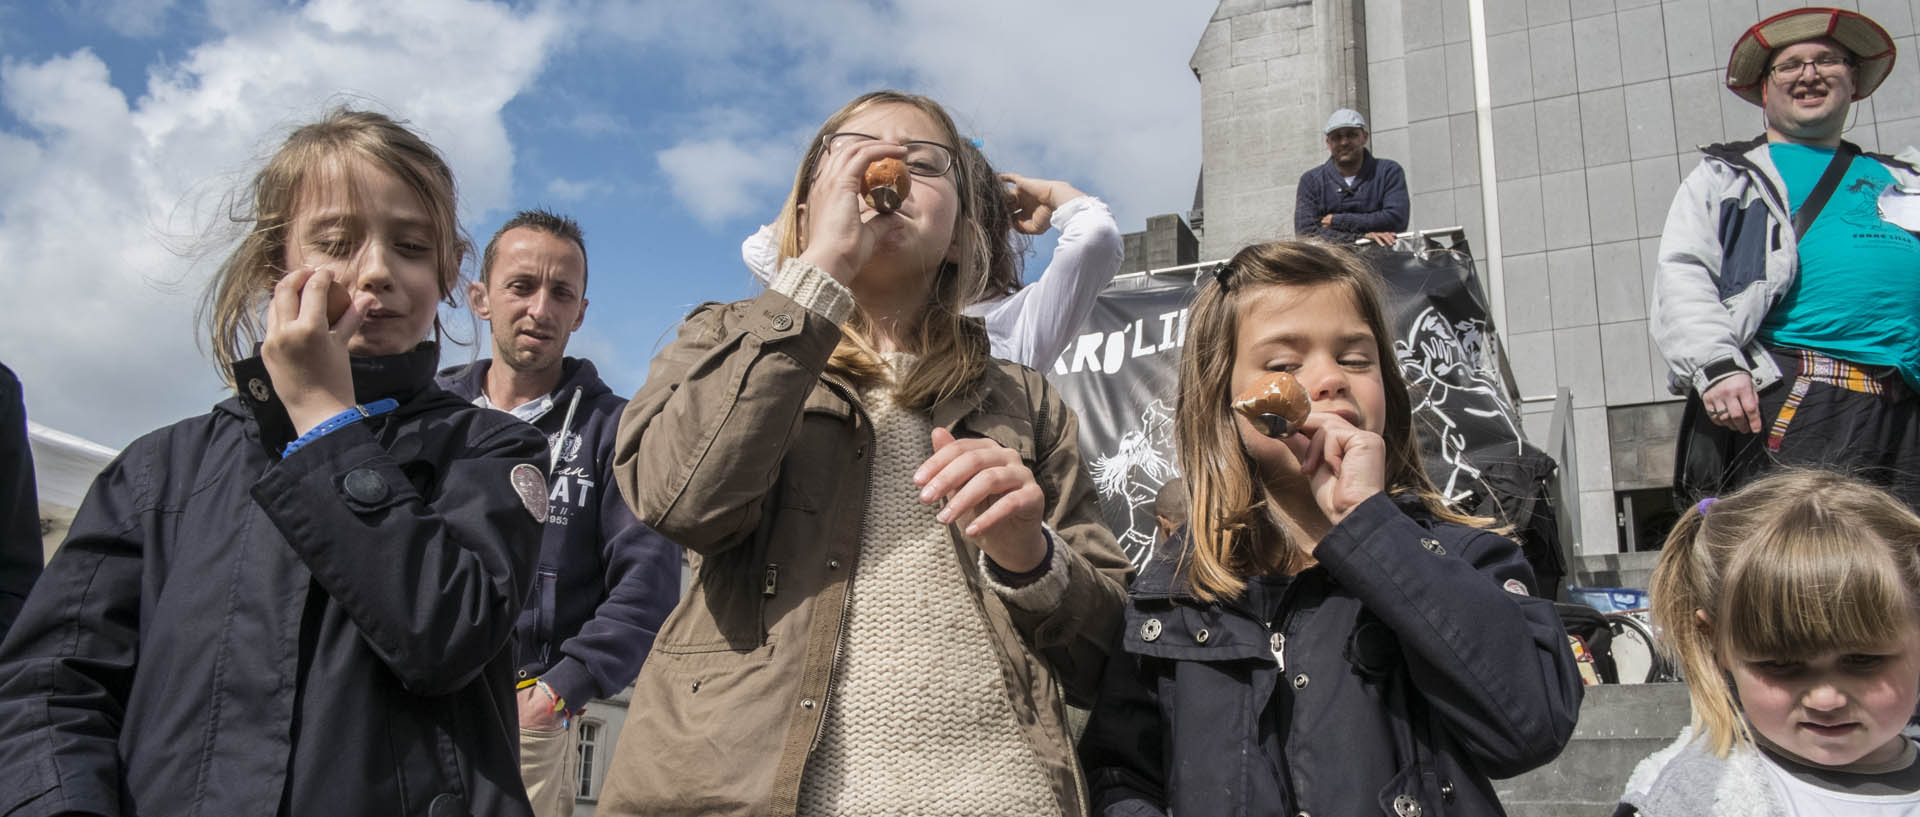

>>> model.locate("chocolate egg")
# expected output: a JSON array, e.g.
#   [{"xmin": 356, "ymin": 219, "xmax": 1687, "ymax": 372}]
[
  {"xmin": 326, "ymin": 280, "xmax": 352, "ymax": 325},
  {"xmin": 1231, "ymin": 371, "xmax": 1310, "ymax": 438},
  {"xmin": 861, "ymin": 157, "xmax": 911, "ymax": 214}
]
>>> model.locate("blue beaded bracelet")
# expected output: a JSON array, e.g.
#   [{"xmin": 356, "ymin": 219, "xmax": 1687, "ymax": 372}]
[{"xmin": 282, "ymin": 398, "xmax": 399, "ymax": 457}]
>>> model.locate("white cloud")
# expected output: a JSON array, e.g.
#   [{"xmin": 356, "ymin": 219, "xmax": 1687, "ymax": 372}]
[
  {"xmin": 545, "ymin": 176, "xmax": 611, "ymax": 201},
  {"xmin": 606, "ymin": 0, "xmax": 1207, "ymax": 237},
  {"xmin": 655, "ymin": 136, "xmax": 799, "ymax": 226},
  {"xmin": 58, "ymin": 0, "xmax": 181, "ymax": 39},
  {"xmin": 1, "ymin": 0, "xmax": 564, "ymax": 447}
]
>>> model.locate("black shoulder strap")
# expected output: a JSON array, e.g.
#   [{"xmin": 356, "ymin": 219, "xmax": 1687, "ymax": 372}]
[{"xmin": 1792, "ymin": 142, "xmax": 1860, "ymax": 239}]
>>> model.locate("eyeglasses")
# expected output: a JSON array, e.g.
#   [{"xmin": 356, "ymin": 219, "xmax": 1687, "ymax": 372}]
[
  {"xmin": 1768, "ymin": 54, "xmax": 1853, "ymax": 81},
  {"xmin": 820, "ymin": 132, "xmax": 955, "ymax": 177}
]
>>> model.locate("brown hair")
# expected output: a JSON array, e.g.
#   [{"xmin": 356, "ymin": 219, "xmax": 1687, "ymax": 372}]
[
  {"xmin": 771, "ymin": 90, "xmax": 1000, "ymax": 411},
  {"xmin": 955, "ymin": 138, "xmax": 1026, "ymax": 300},
  {"xmin": 482, "ymin": 208, "xmax": 586, "ymax": 287},
  {"xmin": 199, "ymin": 108, "xmax": 469, "ymax": 384},
  {"xmin": 1174, "ymin": 240, "xmax": 1483, "ymax": 600},
  {"xmin": 1650, "ymin": 468, "xmax": 1920, "ymax": 756}
]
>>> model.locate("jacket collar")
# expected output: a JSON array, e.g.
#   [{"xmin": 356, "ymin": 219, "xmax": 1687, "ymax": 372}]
[
  {"xmin": 1321, "ymin": 151, "xmax": 1377, "ymax": 185},
  {"xmin": 435, "ymin": 356, "xmax": 611, "ymax": 405},
  {"xmin": 228, "ymin": 341, "xmax": 442, "ymax": 457}
]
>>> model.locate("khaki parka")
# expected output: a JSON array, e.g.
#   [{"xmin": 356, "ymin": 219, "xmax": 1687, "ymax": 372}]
[{"xmin": 601, "ymin": 290, "xmax": 1132, "ymax": 817}]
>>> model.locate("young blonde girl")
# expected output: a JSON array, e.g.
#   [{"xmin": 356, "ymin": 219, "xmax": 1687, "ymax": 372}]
[
  {"xmin": 0, "ymin": 109, "xmax": 548, "ymax": 817},
  {"xmin": 599, "ymin": 90, "xmax": 1132, "ymax": 816},
  {"xmin": 1618, "ymin": 469, "xmax": 1920, "ymax": 816},
  {"xmin": 1078, "ymin": 240, "xmax": 1583, "ymax": 817}
]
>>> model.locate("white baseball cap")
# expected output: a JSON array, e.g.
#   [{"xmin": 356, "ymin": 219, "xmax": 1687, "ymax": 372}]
[{"xmin": 1324, "ymin": 108, "xmax": 1367, "ymax": 134}]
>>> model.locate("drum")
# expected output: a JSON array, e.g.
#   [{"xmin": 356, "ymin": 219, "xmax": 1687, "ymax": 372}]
[{"xmin": 1605, "ymin": 610, "xmax": 1676, "ymax": 683}]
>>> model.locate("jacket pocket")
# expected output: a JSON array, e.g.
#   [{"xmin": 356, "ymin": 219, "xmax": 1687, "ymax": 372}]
[{"xmin": 652, "ymin": 528, "xmax": 769, "ymax": 654}]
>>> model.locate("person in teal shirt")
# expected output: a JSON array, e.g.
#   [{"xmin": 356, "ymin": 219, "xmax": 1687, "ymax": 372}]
[{"xmin": 1652, "ymin": 7, "xmax": 1920, "ymax": 508}]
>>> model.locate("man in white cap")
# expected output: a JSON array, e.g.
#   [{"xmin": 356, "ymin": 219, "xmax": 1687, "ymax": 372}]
[
  {"xmin": 1293, "ymin": 107, "xmax": 1408, "ymax": 246},
  {"xmin": 1655, "ymin": 7, "xmax": 1920, "ymax": 506}
]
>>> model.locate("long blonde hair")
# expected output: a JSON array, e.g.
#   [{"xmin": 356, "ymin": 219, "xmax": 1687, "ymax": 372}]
[
  {"xmin": 1650, "ymin": 468, "xmax": 1920, "ymax": 756},
  {"xmin": 1174, "ymin": 240, "xmax": 1483, "ymax": 600},
  {"xmin": 199, "ymin": 108, "xmax": 469, "ymax": 384},
  {"xmin": 772, "ymin": 91, "xmax": 996, "ymax": 411}
]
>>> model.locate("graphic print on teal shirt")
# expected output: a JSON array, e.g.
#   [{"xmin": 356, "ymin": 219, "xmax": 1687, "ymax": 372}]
[{"xmin": 1761, "ymin": 143, "xmax": 1920, "ymax": 389}]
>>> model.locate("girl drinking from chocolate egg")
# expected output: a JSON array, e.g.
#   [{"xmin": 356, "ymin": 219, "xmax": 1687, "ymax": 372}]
[
  {"xmin": 0, "ymin": 109, "xmax": 549, "ymax": 817},
  {"xmin": 1077, "ymin": 240, "xmax": 1583, "ymax": 817},
  {"xmin": 598, "ymin": 90, "xmax": 1131, "ymax": 816}
]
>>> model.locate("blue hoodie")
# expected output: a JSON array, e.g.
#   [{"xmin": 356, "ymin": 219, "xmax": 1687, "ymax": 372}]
[{"xmin": 437, "ymin": 357, "xmax": 681, "ymax": 710}]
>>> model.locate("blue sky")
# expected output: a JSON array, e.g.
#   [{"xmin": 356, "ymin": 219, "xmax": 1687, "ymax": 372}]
[{"xmin": 0, "ymin": 0, "xmax": 1210, "ymax": 448}]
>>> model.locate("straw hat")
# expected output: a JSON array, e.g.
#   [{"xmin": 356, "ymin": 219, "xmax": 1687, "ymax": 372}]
[{"xmin": 1726, "ymin": 7, "xmax": 1897, "ymax": 106}]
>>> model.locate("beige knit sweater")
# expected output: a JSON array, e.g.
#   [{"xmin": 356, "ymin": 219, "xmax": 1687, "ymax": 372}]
[{"xmin": 795, "ymin": 361, "xmax": 1060, "ymax": 817}]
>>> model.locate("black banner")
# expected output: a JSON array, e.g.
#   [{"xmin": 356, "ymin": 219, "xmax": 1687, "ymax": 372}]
[{"xmin": 1050, "ymin": 246, "xmax": 1561, "ymax": 580}]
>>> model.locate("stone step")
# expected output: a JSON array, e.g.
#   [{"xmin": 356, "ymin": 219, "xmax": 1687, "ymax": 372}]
[
  {"xmin": 1500, "ymin": 801, "xmax": 1618, "ymax": 817},
  {"xmin": 1496, "ymin": 734, "xmax": 1674, "ymax": 804},
  {"xmin": 1495, "ymin": 683, "xmax": 1690, "ymax": 807}
]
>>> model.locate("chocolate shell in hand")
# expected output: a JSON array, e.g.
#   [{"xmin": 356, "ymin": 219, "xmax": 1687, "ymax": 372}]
[
  {"xmin": 1232, "ymin": 371, "xmax": 1309, "ymax": 438},
  {"xmin": 326, "ymin": 279, "xmax": 352, "ymax": 325},
  {"xmin": 861, "ymin": 157, "xmax": 911, "ymax": 214}
]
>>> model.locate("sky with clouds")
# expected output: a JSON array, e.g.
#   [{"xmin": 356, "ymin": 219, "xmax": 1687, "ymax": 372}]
[{"xmin": 1, "ymin": 0, "xmax": 1210, "ymax": 448}]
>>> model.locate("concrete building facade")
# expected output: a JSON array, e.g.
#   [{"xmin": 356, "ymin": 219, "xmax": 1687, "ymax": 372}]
[{"xmin": 1191, "ymin": 0, "xmax": 1920, "ymax": 556}]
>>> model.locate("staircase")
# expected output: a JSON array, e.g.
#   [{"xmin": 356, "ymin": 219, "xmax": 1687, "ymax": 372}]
[
  {"xmin": 1495, "ymin": 683, "xmax": 1691, "ymax": 817},
  {"xmin": 1571, "ymin": 551, "xmax": 1663, "ymax": 593}
]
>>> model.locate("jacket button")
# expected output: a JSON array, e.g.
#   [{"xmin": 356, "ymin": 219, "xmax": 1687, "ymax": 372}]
[
  {"xmin": 1139, "ymin": 618, "xmax": 1162, "ymax": 642},
  {"xmin": 428, "ymin": 793, "xmax": 463, "ymax": 817},
  {"xmin": 1193, "ymin": 628, "xmax": 1210, "ymax": 644},
  {"xmin": 517, "ymin": 669, "xmax": 529, "ymax": 679},
  {"xmin": 247, "ymin": 378, "xmax": 271, "ymax": 402},
  {"xmin": 772, "ymin": 314, "xmax": 794, "ymax": 331},
  {"xmin": 1393, "ymin": 794, "xmax": 1421, "ymax": 817},
  {"xmin": 343, "ymin": 468, "xmax": 390, "ymax": 504},
  {"xmin": 1293, "ymin": 673, "xmax": 1310, "ymax": 689},
  {"xmin": 801, "ymin": 698, "xmax": 816, "ymax": 709},
  {"xmin": 1420, "ymin": 537, "xmax": 1446, "ymax": 556},
  {"xmin": 828, "ymin": 559, "xmax": 840, "ymax": 570},
  {"xmin": 1440, "ymin": 779, "xmax": 1455, "ymax": 803}
]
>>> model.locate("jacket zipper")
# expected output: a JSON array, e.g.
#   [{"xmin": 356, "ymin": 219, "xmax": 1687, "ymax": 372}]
[
  {"xmin": 808, "ymin": 383, "xmax": 868, "ymax": 754},
  {"xmin": 548, "ymin": 386, "xmax": 582, "ymax": 474}
]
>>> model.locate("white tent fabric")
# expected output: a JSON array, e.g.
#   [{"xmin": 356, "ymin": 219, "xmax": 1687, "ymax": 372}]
[{"xmin": 28, "ymin": 421, "xmax": 117, "ymax": 513}]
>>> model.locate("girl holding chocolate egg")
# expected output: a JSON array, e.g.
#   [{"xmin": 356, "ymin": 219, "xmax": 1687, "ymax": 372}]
[
  {"xmin": 1077, "ymin": 240, "xmax": 1583, "ymax": 817},
  {"xmin": 599, "ymin": 90, "xmax": 1131, "ymax": 816},
  {"xmin": 0, "ymin": 109, "xmax": 548, "ymax": 817}
]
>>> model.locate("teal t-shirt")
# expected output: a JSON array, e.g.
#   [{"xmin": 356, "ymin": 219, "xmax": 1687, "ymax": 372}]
[{"xmin": 1760, "ymin": 143, "xmax": 1920, "ymax": 388}]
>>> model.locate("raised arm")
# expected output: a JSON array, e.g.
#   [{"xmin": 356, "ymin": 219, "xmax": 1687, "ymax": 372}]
[
  {"xmin": 976, "ymin": 178, "xmax": 1124, "ymax": 368},
  {"xmin": 251, "ymin": 416, "xmax": 548, "ymax": 696},
  {"xmin": 613, "ymin": 276, "xmax": 846, "ymax": 555},
  {"xmin": 1317, "ymin": 495, "xmax": 1583, "ymax": 778}
]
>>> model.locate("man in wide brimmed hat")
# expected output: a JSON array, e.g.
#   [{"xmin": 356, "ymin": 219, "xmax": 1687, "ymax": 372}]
[{"xmin": 1652, "ymin": 6, "xmax": 1920, "ymax": 507}]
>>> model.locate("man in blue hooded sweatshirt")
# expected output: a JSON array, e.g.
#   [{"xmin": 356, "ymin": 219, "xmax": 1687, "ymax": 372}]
[{"xmin": 438, "ymin": 209, "xmax": 681, "ymax": 816}]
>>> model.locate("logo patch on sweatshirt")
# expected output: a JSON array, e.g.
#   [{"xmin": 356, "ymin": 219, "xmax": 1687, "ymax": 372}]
[
  {"xmin": 511, "ymin": 463, "xmax": 549, "ymax": 523},
  {"xmin": 548, "ymin": 430, "xmax": 583, "ymax": 464}
]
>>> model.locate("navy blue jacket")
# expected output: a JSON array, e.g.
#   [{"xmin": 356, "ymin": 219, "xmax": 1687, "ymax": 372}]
[
  {"xmin": 1079, "ymin": 494, "xmax": 1583, "ymax": 817},
  {"xmin": 438, "ymin": 357, "xmax": 680, "ymax": 709},
  {"xmin": 1294, "ymin": 151, "xmax": 1411, "ymax": 242},
  {"xmin": 0, "ymin": 344, "xmax": 546, "ymax": 817}
]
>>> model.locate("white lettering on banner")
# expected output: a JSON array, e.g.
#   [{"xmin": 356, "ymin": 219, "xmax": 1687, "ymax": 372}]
[{"xmin": 1054, "ymin": 308, "xmax": 1191, "ymax": 376}]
